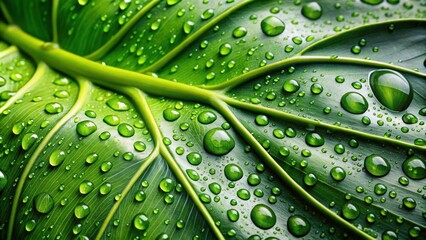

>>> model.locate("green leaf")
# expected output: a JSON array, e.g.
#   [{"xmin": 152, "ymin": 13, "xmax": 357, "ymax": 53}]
[{"xmin": 0, "ymin": 1, "xmax": 425, "ymax": 239}]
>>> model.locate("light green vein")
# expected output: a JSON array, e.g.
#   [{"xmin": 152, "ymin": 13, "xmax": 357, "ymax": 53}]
[
  {"xmin": 220, "ymin": 96, "xmax": 425, "ymax": 152},
  {"xmin": 7, "ymin": 76, "xmax": 92, "ymax": 240},
  {"xmin": 141, "ymin": 0, "xmax": 254, "ymax": 73},
  {"xmin": 202, "ymin": 55, "xmax": 426, "ymax": 91},
  {"xmin": 0, "ymin": 2, "xmax": 13, "ymax": 24},
  {"xmin": 210, "ymin": 98, "xmax": 375, "ymax": 240},
  {"xmin": 85, "ymin": 0, "xmax": 160, "ymax": 60},
  {"xmin": 0, "ymin": 45, "xmax": 17, "ymax": 59},
  {"xmin": 51, "ymin": 0, "xmax": 59, "ymax": 43},
  {"xmin": 0, "ymin": 61, "xmax": 47, "ymax": 113},
  {"xmin": 120, "ymin": 88, "xmax": 225, "ymax": 240}
]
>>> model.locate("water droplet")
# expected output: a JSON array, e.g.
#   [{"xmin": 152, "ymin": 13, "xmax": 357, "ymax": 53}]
[
  {"xmin": 34, "ymin": 192, "xmax": 54, "ymax": 214},
  {"xmin": 201, "ymin": 9, "xmax": 214, "ymax": 20},
  {"xmin": 74, "ymin": 203, "xmax": 90, "ymax": 219},
  {"xmin": 12, "ymin": 122, "xmax": 25, "ymax": 135},
  {"xmin": 381, "ymin": 230, "xmax": 398, "ymax": 240},
  {"xmin": 134, "ymin": 190, "xmax": 146, "ymax": 202},
  {"xmin": 103, "ymin": 115, "xmax": 120, "ymax": 126},
  {"xmin": 163, "ymin": 108, "xmax": 180, "ymax": 121},
  {"xmin": 283, "ymin": 79, "xmax": 300, "ymax": 93},
  {"xmin": 186, "ymin": 152, "xmax": 202, "ymax": 165},
  {"xmin": 25, "ymin": 219, "xmax": 37, "ymax": 232},
  {"xmin": 134, "ymin": 141, "xmax": 146, "ymax": 152},
  {"xmin": 203, "ymin": 128, "xmax": 235, "ymax": 155},
  {"xmin": 159, "ymin": 178, "xmax": 175, "ymax": 193},
  {"xmin": 107, "ymin": 98, "xmax": 130, "ymax": 111},
  {"xmin": 361, "ymin": 0, "xmax": 384, "ymax": 5},
  {"xmin": 255, "ymin": 115, "xmax": 269, "ymax": 126},
  {"xmin": 374, "ymin": 183, "xmax": 387, "ymax": 195},
  {"xmin": 208, "ymin": 182, "xmax": 221, "ymax": 195},
  {"xmin": 261, "ymin": 16, "xmax": 285, "ymax": 36},
  {"xmin": 304, "ymin": 173, "xmax": 318, "ymax": 186},
  {"xmin": 305, "ymin": 132, "xmax": 324, "ymax": 147},
  {"xmin": 117, "ymin": 123, "xmax": 135, "ymax": 137},
  {"xmin": 364, "ymin": 154, "xmax": 391, "ymax": 177},
  {"xmin": 85, "ymin": 153, "xmax": 99, "ymax": 164},
  {"xmin": 78, "ymin": 0, "xmax": 89, "ymax": 6},
  {"xmin": 237, "ymin": 189, "xmax": 250, "ymax": 200},
  {"xmin": 79, "ymin": 181, "xmax": 94, "ymax": 195},
  {"xmin": 198, "ymin": 111, "xmax": 217, "ymax": 124},
  {"xmin": 166, "ymin": 0, "xmax": 181, "ymax": 6},
  {"xmin": 402, "ymin": 197, "xmax": 416, "ymax": 210},
  {"xmin": 402, "ymin": 156, "xmax": 425, "ymax": 180},
  {"xmin": 133, "ymin": 213, "xmax": 149, "ymax": 230},
  {"xmin": 369, "ymin": 69, "xmax": 412, "ymax": 111},
  {"xmin": 186, "ymin": 169, "xmax": 200, "ymax": 181},
  {"xmin": 227, "ymin": 209, "xmax": 239, "ymax": 222},
  {"xmin": 250, "ymin": 204, "xmax": 276, "ymax": 229},
  {"xmin": 310, "ymin": 83, "xmax": 323, "ymax": 94},
  {"xmin": 54, "ymin": 90, "xmax": 70, "ymax": 98},
  {"xmin": 21, "ymin": 133, "xmax": 38, "ymax": 150},
  {"xmin": 330, "ymin": 166, "xmax": 346, "ymax": 181},
  {"xmin": 0, "ymin": 170, "xmax": 7, "ymax": 191},
  {"xmin": 408, "ymin": 226, "xmax": 421, "ymax": 238},
  {"xmin": 287, "ymin": 215, "xmax": 311, "ymax": 237},
  {"xmin": 219, "ymin": 43, "xmax": 232, "ymax": 56},
  {"xmin": 402, "ymin": 113, "xmax": 418, "ymax": 124},
  {"xmin": 183, "ymin": 21, "xmax": 195, "ymax": 34},
  {"xmin": 340, "ymin": 92, "xmax": 368, "ymax": 114},
  {"xmin": 224, "ymin": 163, "xmax": 243, "ymax": 181},
  {"xmin": 342, "ymin": 203, "xmax": 360, "ymax": 220},
  {"xmin": 76, "ymin": 120, "xmax": 97, "ymax": 136},
  {"xmin": 232, "ymin": 26, "xmax": 247, "ymax": 38},
  {"xmin": 301, "ymin": 2, "xmax": 322, "ymax": 20},
  {"xmin": 99, "ymin": 183, "xmax": 112, "ymax": 195},
  {"xmin": 100, "ymin": 161, "xmax": 112, "ymax": 172},
  {"xmin": 49, "ymin": 149, "xmax": 66, "ymax": 167}
]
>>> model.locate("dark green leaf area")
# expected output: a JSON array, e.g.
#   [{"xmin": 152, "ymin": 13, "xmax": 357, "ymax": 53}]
[
  {"xmin": 150, "ymin": 99, "xmax": 348, "ymax": 239},
  {"xmin": 10, "ymin": 85, "xmax": 155, "ymax": 239},
  {"xmin": 0, "ymin": 66, "xmax": 79, "ymax": 234},
  {"xmin": 2, "ymin": 0, "xmax": 52, "ymax": 41},
  {"xmin": 102, "ymin": 158, "xmax": 213, "ymax": 240},
  {"xmin": 232, "ymin": 107, "xmax": 425, "ymax": 239},
  {"xmin": 227, "ymin": 63, "xmax": 425, "ymax": 146},
  {"xmin": 303, "ymin": 21, "xmax": 426, "ymax": 73},
  {"xmin": 152, "ymin": 1, "xmax": 424, "ymax": 86}
]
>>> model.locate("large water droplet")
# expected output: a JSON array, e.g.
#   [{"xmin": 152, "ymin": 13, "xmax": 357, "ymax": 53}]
[
  {"xmin": 45, "ymin": 102, "xmax": 63, "ymax": 114},
  {"xmin": 402, "ymin": 156, "xmax": 425, "ymax": 180},
  {"xmin": 0, "ymin": 170, "xmax": 7, "ymax": 191},
  {"xmin": 301, "ymin": 2, "xmax": 322, "ymax": 20},
  {"xmin": 224, "ymin": 163, "xmax": 243, "ymax": 181},
  {"xmin": 163, "ymin": 108, "xmax": 180, "ymax": 121},
  {"xmin": 203, "ymin": 128, "xmax": 235, "ymax": 155},
  {"xmin": 49, "ymin": 149, "xmax": 66, "ymax": 167},
  {"xmin": 250, "ymin": 204, "xmax": 276, "ymax": 229},
  {"xmin": 21, "ymin": 133, "xmax": 38, "ymax": 150},
  {"xmin": 261, "ymin": 16, "xmax": 285, "ymax": 36},
  {"xmin": 342, "ymin": 203, "xmax": 360, "ymax": 220},
  {"xmin": 227, "ymin": 209, "xmax": 239, "ymax": 222},
  {"xmin": 283, "ymin": 79, "xmax": 300, "ymax": 93},
  {"xmin": 76, "ymin": 120, "xmax": 97, "ymax": 137},
  {"xmin": 287, "ymin": 215, "xmax": 311, "ymax": 237},
  {"xmin": 34, "ymin": 192, "xmax": 54, "ymax": 214},
  {"xmin": 340, "ymin": 92, "xmax": 368, "ymax": 114},
  {"xmin": 79, "ymin": 181, "xmax": 94, "ymax": 195},
  {"xmin": 369, "ymin": 69, "xmax": 412, "ymax": 111},
  {"xmin": 159, "ymin": 178, "xmax": 175, "ymax": 193},
  {"xmin": 133, "ymin": 213, "xmax": 149, "ymax": 230},
  {"xmin": 198, "ymin": 111, "xmax": 217, "ymax": 124},
  {"xmin": 305, "ymin": 132, "xmax": 324, "ymax": 147},
  {"xmin": 107, "ymin": 98, "xmax": 130, "ymax": 111},
  {"xmin": 117, "ymin": 123, "xmax": 135, "ymax": 137},
  {"xmin": 364, "ymin": 154, "xmax": 391, "ymax": 177},
  {"xmin": 330, "ymin": 167, "xmax": 346, "ymax": 181},
  {"xmin": 103, "ymin": 115, "xmax": 120, "ymax": 126},
  {"xmin": 74, "ymin": 203, "xmax": 90, "ymax": 219}
]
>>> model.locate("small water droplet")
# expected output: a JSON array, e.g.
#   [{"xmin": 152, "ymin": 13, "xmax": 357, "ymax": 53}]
[
  {"xmin": 0, "ymin": 170, "xmax": 8, "ymax": 191},
  {"xmin": 74, "ymin": 203, "xmax": 90, "ymax": 219},
  {"xmin": 79, "ymin": 181, "xmax": 94, "ymax": 195},
  {"xmin": 232, "ymin": 26, "xmax": 247, "ymax": 38},
  {"xmin": 117, "ymin": 123, "xmax": 135, "ymax": 137},
  {"xmin": 224, "ymin": 163, "xmax": 243, "ymax": 181},
  {"xmin": 107, "ymin": 98, "xmax": 130, "ymax": 111}
]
